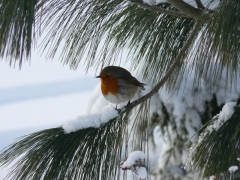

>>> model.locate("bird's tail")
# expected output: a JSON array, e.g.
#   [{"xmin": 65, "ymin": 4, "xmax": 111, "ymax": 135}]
[{"xmin": 139, "ymin": 83, "xmax": 147, "ymax": 90}]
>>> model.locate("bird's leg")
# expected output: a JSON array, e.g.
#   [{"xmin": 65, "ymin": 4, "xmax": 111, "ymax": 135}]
[
  {"xmin": 115, "ymin": 101, "xmax": 130, "ymax": 112},
  {"xmin": 115, "ymin": 104, "xmax": 121, "ymax": 113}
]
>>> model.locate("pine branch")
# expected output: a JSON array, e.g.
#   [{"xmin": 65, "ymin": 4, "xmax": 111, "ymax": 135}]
[
  {"xmin": 0, "ymin": 7, "xmax": 201, "ymax": 180},
  {"xmin": 186, "ymin": 104, "xmax": 240, "ymax": 179},
  {"xmin": 0, "ymin": 116, "xmax": 128, "ymax": 180},
  {"xmin": 0, "ymin": 101, "xmax": 151, "ymax": 180},
  {"xmin": 123, "ymin": 21, "xmax": 202, "ymax": 113},
  {"xmin": 190, "ymin": 0, "xmax": 240, "ymax": 91},
  {"xmin": 167, "ymin": 0, "xmax": 209, "ymax": 21},
  {"xmin": 130, "ymin": 0, "xmax": 189, "ymax": 18}
]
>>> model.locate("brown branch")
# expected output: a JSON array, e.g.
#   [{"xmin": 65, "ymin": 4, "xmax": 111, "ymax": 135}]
[
  {"xmin": 130, "ymin": 0, "xmax": 189, "ymax": 18},
  {"xmin": 195, "ymin": 0, "xmax": 215, "ymax": 13},
  {"xmin": 130, "ymin": 0, "xmax": 211, "ymax": 21},
  {"xmin": 195, "ymin": 0, "xmax": 205, "ymax": 9},
  {"xmin": 167, "ymin": 0, "xmax": 208, "ymax": 21},
  {"xmin": 122, "ymin": 21, "xmax": 202, "ymax": 113}
]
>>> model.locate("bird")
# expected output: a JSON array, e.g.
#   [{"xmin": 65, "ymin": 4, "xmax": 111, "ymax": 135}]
[{"xmin": 96, "ymin": 66, "xmax": 146, "ymax": 109}]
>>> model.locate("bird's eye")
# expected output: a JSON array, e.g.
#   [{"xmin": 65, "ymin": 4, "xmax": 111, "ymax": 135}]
[{"xmin": 106, "ymin": 74, "xmax": 110, "ymax": 78}]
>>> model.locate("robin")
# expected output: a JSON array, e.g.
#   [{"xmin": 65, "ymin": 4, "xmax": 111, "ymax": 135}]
[{"xmin": 96, "ymin": 66, "xmax": 146, "ymax": 109}]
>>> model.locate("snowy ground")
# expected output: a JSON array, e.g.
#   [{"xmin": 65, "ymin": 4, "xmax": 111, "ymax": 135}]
[{"xmin": 0, "ymin": 55, "xmax": 98, "ymax": 179}]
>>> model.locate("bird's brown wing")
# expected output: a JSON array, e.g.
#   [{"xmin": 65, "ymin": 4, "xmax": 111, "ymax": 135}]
[
  {"xmin": 117, "ymin": 70, "xmax": 146, "ymax": 90},
  {"xmin": 129, "ymin": 76, "xmax": 146, "ymax": 90}
]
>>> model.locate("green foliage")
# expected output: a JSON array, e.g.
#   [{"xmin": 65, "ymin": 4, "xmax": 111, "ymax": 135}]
[
  {"xmin": 191, "ymin": 0, "xmax": 240, "ymax": 89},
  {"xmin": 149, "ymin": 90, "xmax": 240, "ymax": 179},
  {"xmin": 0, "ymin": 0, "xmax": 196, "ymax": 89},
  {"xmin": 187, "ymin": 105, "xmax": 240, "ymax": 179},
  {"xmin": 1, "ymin": 0, "xmax": 240, "ymax": 179},
  {"xmin": 0, "ymin": 0, "xmax": 240, "ymax": 91},
  {"xmin": 1, "ymin": 0, "xmax": 240, "ymax": 91},
  {"xmin": 40, "ymin": 1, "xmax": 195, "ymax": 87},
  {"xmin": 0, "ymin": 102, "xmax": 150, "ymax": 180},
  {"xmin": 0, "ymin": 0, "xmax": 38, "ymax": 66},
  {"xmin": 1, "ymin": 121, "xmax": 125, "ymax": 179}
]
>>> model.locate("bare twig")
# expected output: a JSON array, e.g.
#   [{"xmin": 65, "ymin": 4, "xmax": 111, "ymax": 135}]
[
  {"xmin": 130, "ymin": 0, "xmax": 211, "ymax": 21},
  {"xmin": 195, "ymin": 0, "xmax": 215, "ymax": 13},
  {"xmin": 130, "ymin": 0, "xmax": 189, "ymax": 18},
  {"xmin": 167, "ymin": 0, "xmax": 208, "ymax": 21},
  {"xmin": 195, "ymin": 0, "xmax": 205, "ymax": 9},
  {"xmin": 122, "ymin": 21, "xmax": 202, "ymax": 113}
]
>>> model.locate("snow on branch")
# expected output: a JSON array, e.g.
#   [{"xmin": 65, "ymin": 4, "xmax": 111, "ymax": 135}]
[
  {"xmin": 62, "ymin": 105, "xmax": 118, "ymax": 133},
  {"xmin": 209, "ymin": 166, "xmax": 239, "ymax": 179},
  {"xmin": 228, "ymin": 166, "xmax": 239, "ymax": 173},
  {"xmin": 120, "ymin": 151, "xmax": 146, "ymax": 168},
  {"xmin": 218, "ymin": 102, "xmax": 236, "ymax": 124},
  {"xmin": 186, "ymin": 102, "xmax": 239, "ymax": 178},
  {"xmin": 196, "ymin": 102, "xmax": 236, "ymax": 144},
  {"xmin": 120, "ymin": 151, "xmax": 148, "ymax": 179}
]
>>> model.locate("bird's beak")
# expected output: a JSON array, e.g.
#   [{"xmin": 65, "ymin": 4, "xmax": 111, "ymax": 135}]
[{"xmin": 95, "ymin": 75, "xmax": 101, "ymax": 78}]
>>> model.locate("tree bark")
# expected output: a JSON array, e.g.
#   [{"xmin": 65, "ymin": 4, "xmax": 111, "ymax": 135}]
[
  {"xmin": 167, "ymin": 0, "xmax": 206, "ymax": 21},
  {"xmin": 131, "ymin": 0, "xmax": 189, "ymax": 18},
  {"xmin": 195, "ymin": 0, "xmax": 205, "ymax": 9}
]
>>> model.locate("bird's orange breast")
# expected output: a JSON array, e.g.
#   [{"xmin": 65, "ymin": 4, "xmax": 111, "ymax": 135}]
[{"xmin": 101, "ymin": 76, "xmax": 120, "ymax": 95}]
